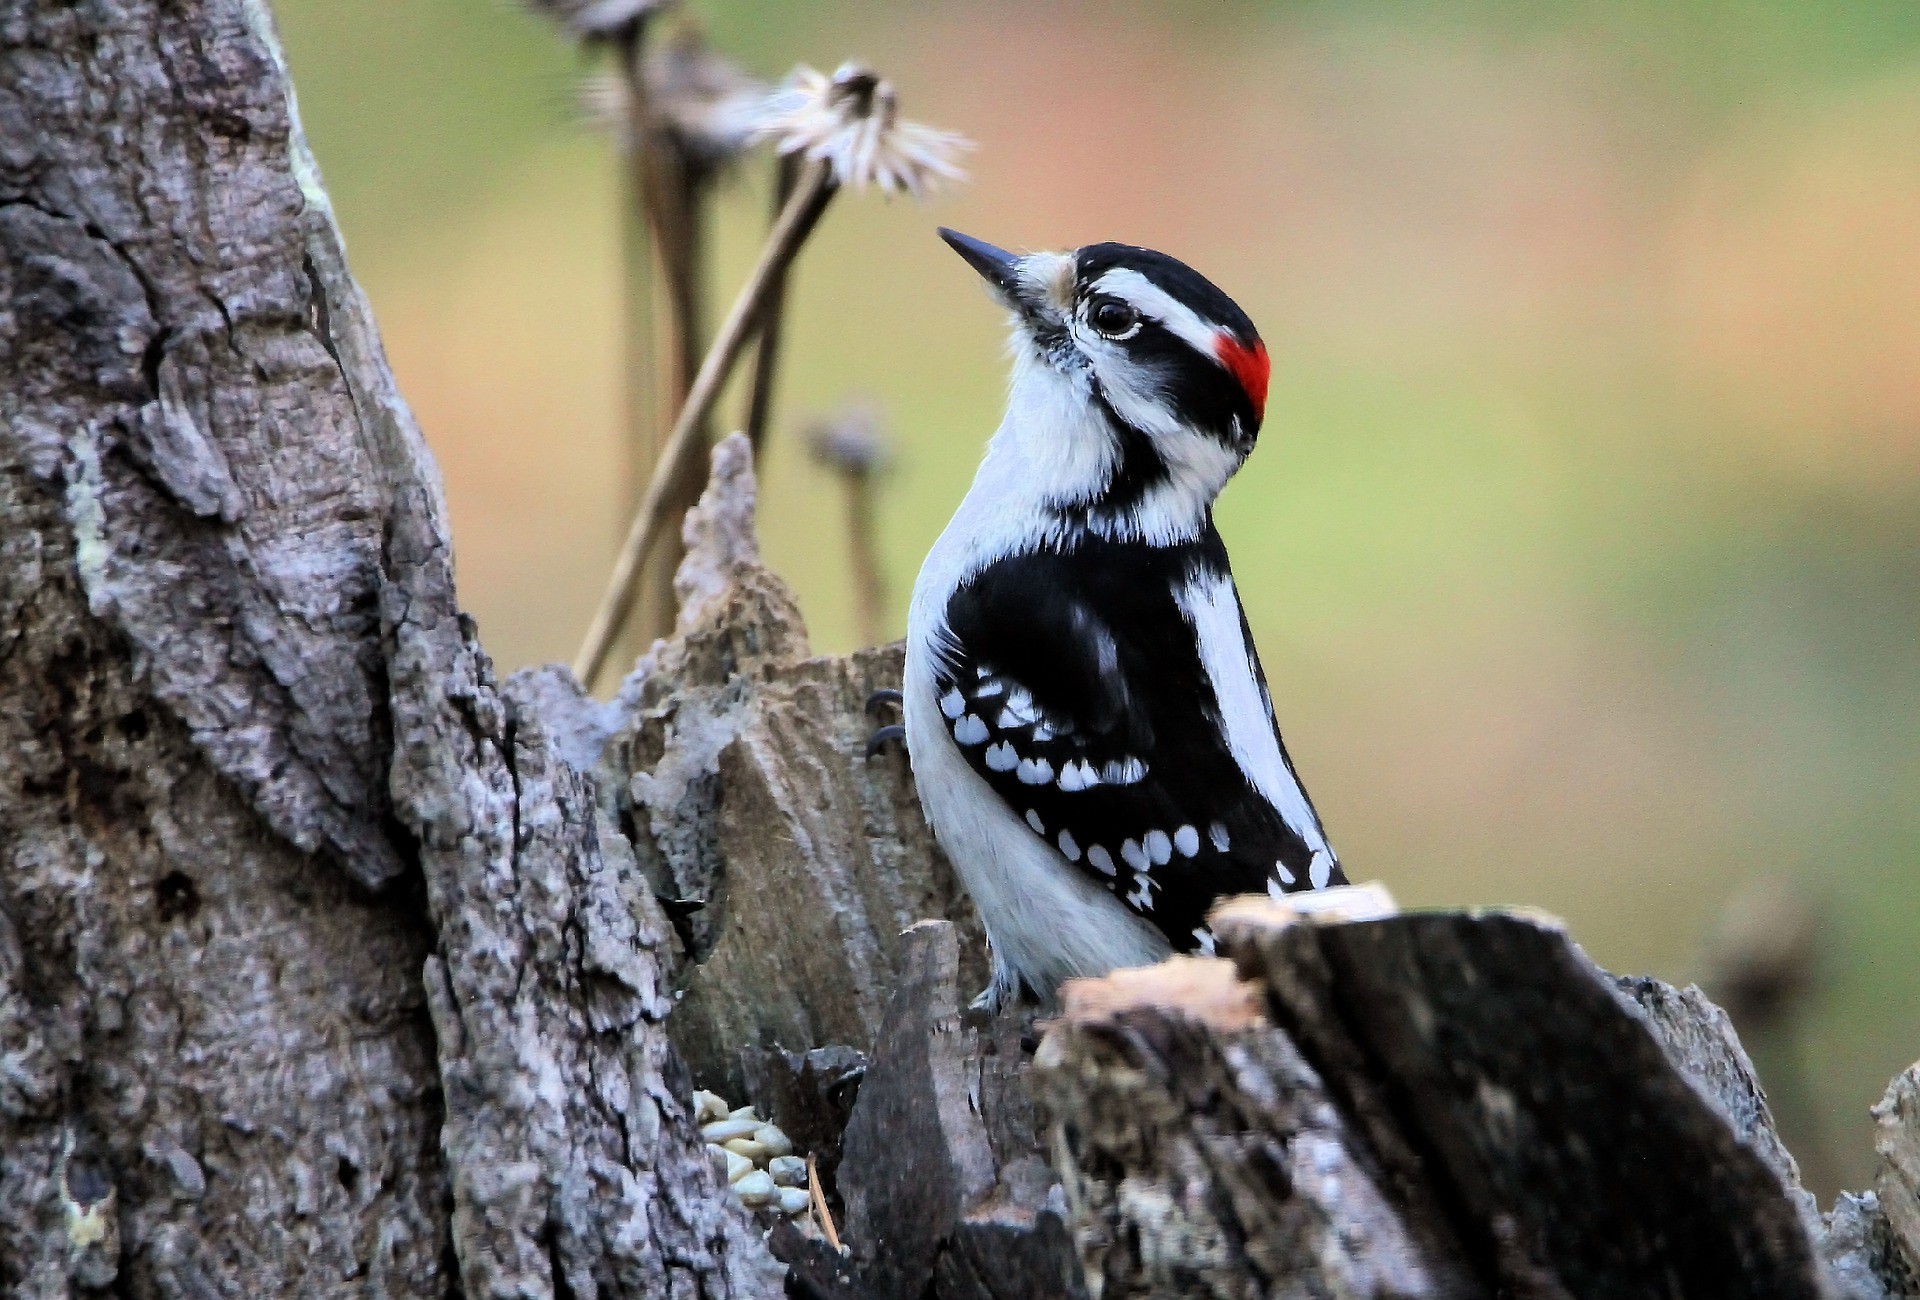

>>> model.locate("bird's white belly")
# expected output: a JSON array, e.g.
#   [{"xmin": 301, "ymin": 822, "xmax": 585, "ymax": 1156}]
[{"xmin": 902, "ymin": 650, "xmax": 1170, "ymax": 1004}]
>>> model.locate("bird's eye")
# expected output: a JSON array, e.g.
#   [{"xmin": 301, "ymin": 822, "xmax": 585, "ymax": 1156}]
[{"xmin": 1089, "ymin": 298, "xmax": 1140, "ymax": 338}]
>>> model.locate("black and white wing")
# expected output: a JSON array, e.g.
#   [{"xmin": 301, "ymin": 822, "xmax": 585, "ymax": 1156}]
[{"xmin": 932, "ymin": 534, "xmax": 1344, "ymax": 952}]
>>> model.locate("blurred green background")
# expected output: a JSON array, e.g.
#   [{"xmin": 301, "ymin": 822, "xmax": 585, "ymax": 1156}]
[{"xmin": 275, "ymin": 0, "xmax": 1919, "ymax": 1193}]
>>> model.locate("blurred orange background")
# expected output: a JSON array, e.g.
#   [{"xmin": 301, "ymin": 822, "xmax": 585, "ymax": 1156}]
[{"xmin": 277, "ymin": 0, "xmax": 1920, "ymax": 1192}]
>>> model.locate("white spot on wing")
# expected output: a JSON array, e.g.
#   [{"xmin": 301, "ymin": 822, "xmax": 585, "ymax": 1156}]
[
  {"xmin": 1276, "ymin": 860, "xmax": 1296, "ymax": 886},
  {"xmin": 1268, "ymin": 877, "xmax": 1286, "ymax": 901},
  {"xmin": 1025, "ymin": 809, "xmax": 1045, "ymax": 835},
  {"xmin": 1086, "ymin": 844, "xmax": 1116, "ymax": 877},
  {"xmin": 1058, "ymin": 759, "xmax": 1101, "ymax": 792},
  {"xmin": 1209, "ymin": 821, "xmax": 1231, "ymax": 852},
  {"xmin": 973, "ymin": 677, "xmax": 1006, "ymax": 700},
  {"xmin": 998, "ymin": 687, "xmax": 1038, "ymax": 727},
  {"xmin": 1057, "ymin": 829, "xmax": 1080, "ymax": 861},
  {"xmin": 1126, "ymin": 872, "xmax": 1158, "ymax": 911},
  {"xmin": 939, "ymin": 690, "xmax": 965, "ymax": 719},
  {"xmin": 1193, "ymin": 927, "xmax": 1217, "ymax": 956},
  {"xmin": 1309, "ymin": 850, "xmax": 1333, "ymax": 890},
  {"xmin": 1145, "ymin": 829, "xmax": 1172, "ymax": 865},
  {"xmin": 1121, "ymin": 839, "xmax": 1148, "ymax": 873},
  {"xmin": 1174, "ymin": 825, "xmax": 1199, "ymax": 857},
  {"xmin": 1031, "ymin": 720, "xmax": 1055, "ymax": 742},
  {"xmin": 1016, "ymin": 756, "xmax": 1053, "ymax": 785},
  {"xmin": 984, "ymin": 741, "xmax": 1018, "ymax": 772},
  {"xmin": 1101, "ymin": 757, "xmax": 1147, "ymax": 785},
  {"xmin": 953, "ymin": 714, "xmax": 988, "ymax": 745}
]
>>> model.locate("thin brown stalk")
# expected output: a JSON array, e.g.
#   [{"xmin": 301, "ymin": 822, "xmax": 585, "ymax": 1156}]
[
  {"xmin": 808, "ymin": 409, "xmax": 891, "ymax": 647},
  {"xmin": 573, "ymin": 157, "xmax": 838, "ymax": 689},
  {"xmin": 806, "ymin": 1153, "xmax": 842, "ymax": 1252},
  {"xmin": 612, "ymin": 19, "xmax": 662, "ymax": 515},
  {"xmin": 616, "ymin": 25, "xmax": 714, "ymax": 645},
  {"xmin": 742, "ymin": 152, "xmax": 800, "ymax": 453},
  {"xmin": 845, "ymin": 469, "xmax": 884, "ymax": 647}
]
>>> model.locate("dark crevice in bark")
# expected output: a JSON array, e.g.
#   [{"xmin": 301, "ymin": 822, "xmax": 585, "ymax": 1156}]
[{"xmin": 303, "ymin": 251, "xmax": 341, "ymax": 371}]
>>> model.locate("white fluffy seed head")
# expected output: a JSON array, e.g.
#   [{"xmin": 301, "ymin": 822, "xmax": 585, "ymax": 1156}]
[{"xmin": 754, "ymin": 63, "xmax": 970, "ymax": 196}]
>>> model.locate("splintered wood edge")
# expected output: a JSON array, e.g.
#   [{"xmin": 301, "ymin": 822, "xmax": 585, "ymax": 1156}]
[
  {"xmin": 1208, "ymin": 884, "xmax": 1569, "ymax": 945},
  {"xmin": 1208, "ymin": 880, "xmax": 1402, "ymax": 938},
  {"xmin": 1874, "ymin": 1063, "xmax": 1920, "ymax": 1275},
  {"xmin": 1055, "ymin": 956, "xmax": 1264, "ymax": 1032}
]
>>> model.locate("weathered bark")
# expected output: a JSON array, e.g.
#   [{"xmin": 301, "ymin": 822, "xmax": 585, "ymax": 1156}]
[
  {"xmin": 1025, "ymin": 897, "xmax": 1911, "ymax": 1299},
  {"xmin": 0, "ymin": 2, "xmax": 776, "ymax": 1295},
  {"xmin": 773, "ymin": 920, "xmax": 1083, "ymax": 1300},
  {"xmin": 575, "ymin": 435, "xmax": 987, "ymax": 1102},
  {"xmin": 1, "ymin": 3, "xmax": 444, "ymax": 1293},
  {"xmin": 1872, "ymin": 1065, "xmax": 1920, "ymax": 1284}
]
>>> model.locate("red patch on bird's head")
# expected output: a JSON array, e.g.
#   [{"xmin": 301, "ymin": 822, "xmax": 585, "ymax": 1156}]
[{"xmin": 1212, "ymin": 333, "xmax": 1269, "ymax": 421}]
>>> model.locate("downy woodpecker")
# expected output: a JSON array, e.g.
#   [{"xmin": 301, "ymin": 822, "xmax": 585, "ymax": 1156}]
[{"xmin": 904, "ymin": 229, "xmax": 1346, "ymax": 1011}]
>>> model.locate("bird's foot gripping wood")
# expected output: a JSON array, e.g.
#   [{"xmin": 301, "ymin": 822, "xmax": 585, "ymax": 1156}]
[
  {"xmin": 966, "ymin": 970, "xmax": 1022, "ymax": 1017},
  {"xmin": 863, "ymin": 688, "xmax": 905, "ymax": 756}
]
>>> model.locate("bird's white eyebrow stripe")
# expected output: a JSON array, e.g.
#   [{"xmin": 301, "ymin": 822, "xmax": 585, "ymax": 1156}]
[{"xmin": 1089, "ymin": 267, "xmax": 1220, "ymax": 358}]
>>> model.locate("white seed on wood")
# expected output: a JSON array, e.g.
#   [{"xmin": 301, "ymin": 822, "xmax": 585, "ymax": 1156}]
[
  {"xmin": 768, "ymin": 1155, "xmax": 808, "ymax": 1187},
  {"xmin": 700, "ymin": 1118, "xmax": 761, "ymax": 1143},
  {"xmin": 693, "ymin": 1089, "xmax": 729, "ymax": 1124},
  {"xmin": 776, "ymin": 1186, "xmax": 812, "ymax": 1215},
  {"xmin": 733, "ymin": 1169, "xmax": 776, "ymax": 1207},
  {"xmin": 723, "ymin": 1137, "xmax": 770, "ymax": 1165},
  {"xmin": 727, "ymin": 1105, "xmax": 761, "ymax": 1123},
  {"xmin": 752, "ymin": 1125, "xmax": 793, "ymax": 1158},
  {"xmin": 725, "ymin": 1148, "xmax": 753, "ymax": 1184}
]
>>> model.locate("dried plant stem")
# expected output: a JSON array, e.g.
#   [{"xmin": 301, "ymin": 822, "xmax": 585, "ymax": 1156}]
[
  {"xmin": 574, "ymin": 157, "xmax": 838, "ymax": 689},
  {"xmin": 742, "ymin": 152, "xmax": 800, "ymax": 452},
  {"xmin": 612, "ymin": 20, "xmax": 662, "ymax": 513},
  {"xmin": 845, "ymin": 470, "xmax": 884, "ymax": 646},
  {"xmin": 806, "ymin": 1154, "xmax": 842, "ymax": 1252},
  {"xmin": 616, "ymin": 24, "xmax": 713, "ymax": 644}
]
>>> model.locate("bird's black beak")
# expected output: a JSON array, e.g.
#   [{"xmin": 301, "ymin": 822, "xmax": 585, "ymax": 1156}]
[{"xmin": 938, "ymin": 227, "xmax": 1021, "ymax": 298}]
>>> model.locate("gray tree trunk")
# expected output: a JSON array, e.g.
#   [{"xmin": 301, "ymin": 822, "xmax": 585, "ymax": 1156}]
[{"xmin": 0, "ymin": 2, "xmax": 777, "ymax": 1294}]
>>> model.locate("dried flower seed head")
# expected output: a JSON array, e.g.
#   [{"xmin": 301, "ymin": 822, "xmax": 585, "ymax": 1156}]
[
  {"xmin": 806, "ymin": 405, "xmax": 893, "ymax": 477},
  {"xmin": 523, "ymin": 0, "xmax": 674, "ymax": 40},
  {"xmin": 649, "ymin": 25, "xmax": 768, "ymax": 164},
  {"xmin": 580, "ymin": 25, "xmax": 766, "ymax": 166},
  {"xmin": 755, "ymin": 62, "xmax": 970, "ymax": 197}
]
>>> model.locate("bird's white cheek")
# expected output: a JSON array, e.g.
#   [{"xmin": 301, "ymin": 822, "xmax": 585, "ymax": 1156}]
[{"xmin": 1088, "ymin": 348, "xmax": 1184, "ymax": 443}]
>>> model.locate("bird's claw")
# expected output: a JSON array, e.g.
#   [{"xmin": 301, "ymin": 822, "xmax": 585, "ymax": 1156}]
[
  {"xmin": 865, "ymin": 688, "xmax": 903, "ymax": 719},
  {"xmin": 864, "ymin": 723, "xmax": 906, "ymax": 758}
]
